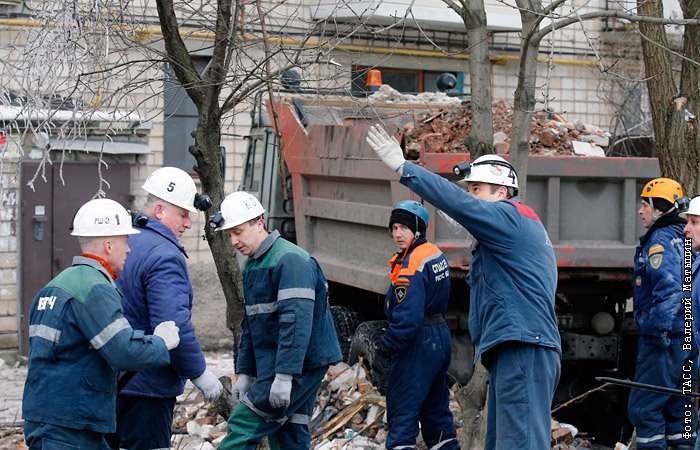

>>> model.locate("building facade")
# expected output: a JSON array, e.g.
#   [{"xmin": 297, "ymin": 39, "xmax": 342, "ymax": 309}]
[{"xmin": 0, "ymin": 0, "xmax": 684, "ymax": 360}]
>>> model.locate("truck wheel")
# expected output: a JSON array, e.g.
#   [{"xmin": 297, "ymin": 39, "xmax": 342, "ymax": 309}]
[
  {"xmin": 348, "ymin": 320, "xmax": 390, "ymax": 395},
  {"xmin": 331, "ymin": 305, "xmax": 362, "ymax": 362}
]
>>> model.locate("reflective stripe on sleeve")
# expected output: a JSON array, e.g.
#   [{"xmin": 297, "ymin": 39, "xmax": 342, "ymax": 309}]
[
  {"xmin": 90, "ymin": 317, "xmax": 130, "ymax": 349},
  {"xmin": 246, "ymin": 302, "xmax": 279, "ymax": 315},
  {"xmin": 29, "ymin": 324, "xmax": 61, "ymax": 343},
  {"xmin": 636, "ymin": 434, "xmax": 665, "ymax": 444},
  {"xmin": 277, "ymin": 288, "xmax": 315, "ymax": 301}
]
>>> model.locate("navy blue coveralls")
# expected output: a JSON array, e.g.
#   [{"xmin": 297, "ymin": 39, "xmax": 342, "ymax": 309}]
[
  {"xmin": 218, "ymin": 231, "xmax": 342, "ymax": 450},
  {"xmin": 629, "ymin": 216, "xmax": 698, "ymax": 449},
  {"xmin": 398, "ymin": 162, "xmax": 561, "ymax": 450},
  {"xmin": 22, "ymin": 256, "xmax": 170, "ymax": 449},
  {"xmin": 383, "ymin": 235, "xmax": 459, "ymax": 450}
]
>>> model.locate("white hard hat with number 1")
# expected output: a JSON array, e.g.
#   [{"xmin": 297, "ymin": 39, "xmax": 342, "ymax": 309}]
[{"xmin": 71, "ymin": 198, "xmax": 140, "ymax": 237}]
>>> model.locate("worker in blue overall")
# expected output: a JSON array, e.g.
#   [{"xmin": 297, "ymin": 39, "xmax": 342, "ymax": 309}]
[
  {"xmin": 381, "ymin": 200, "xmax": 460, "ymax": 450},
  {"xmin": 108, "ymin": 167, "xmax": 223, "ymax": 450},
  {"xmin": 211, "ymin": 191, "xmax": 342, "ymax": 450},
  {"xmin": 22, "ymin": 198, "xmax": 179, "ymax": 449},
  {"xmin": 681, "ymin": 196, "xmax": 700, "ymax": 450},
  {"xmin": 367, "ymin": 125, "xmax": 561, "ymax": 450},
  {"xmin": 629, "ymin": 178, "xmax": 697, "ymax": 450}
]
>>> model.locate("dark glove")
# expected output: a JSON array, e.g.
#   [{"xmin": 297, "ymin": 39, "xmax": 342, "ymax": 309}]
[
  {"xmin": 374, "ymin": 343, "xmax": 394, "ymax": 366},
  {"xmin": 371, "ymin": 343, "xmax": 394, "ymax": 395}
]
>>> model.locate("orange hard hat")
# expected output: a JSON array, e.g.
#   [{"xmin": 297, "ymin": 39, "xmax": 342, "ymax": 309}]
[{"xmin": 640, "ymin": 177, "xmax": 683, "ymax": 204}]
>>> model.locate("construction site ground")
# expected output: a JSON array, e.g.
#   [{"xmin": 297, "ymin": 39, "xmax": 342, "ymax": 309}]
[{"xmin": 0, "ymin": 263, "xmax": 629, "ymax": 449}]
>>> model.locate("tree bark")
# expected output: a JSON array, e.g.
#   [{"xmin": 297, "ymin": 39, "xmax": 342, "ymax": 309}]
[
  {"xmin": 155, "ymin": 0, "xmax": 245, "ymax": 346},
  {"xmin": 510, "ymin": 0, "xmax": 544, "ymax": 202},
  {"xmin": 675, "ymin": 0, "xmax": 700, "ymax": 193},
  {"xmin": 455, "ymin": 360, "xmax": 489, "ymax": 449},
  {"xmin": 638, "ymin": 0, "xmax": 700, "ymax": 193},
  {"xmin": 461, "ymin": 0, "xmax": 494, "ymax": 159}
]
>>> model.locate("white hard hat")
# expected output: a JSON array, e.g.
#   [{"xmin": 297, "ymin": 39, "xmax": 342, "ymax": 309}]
[
  {"xmin": 215, "ymin": 192, "xmax": 265, "ymax": 231},
  {"xmin": 680, "ymin": 196, "xmax": 700, "ymax": 218},
  {"xmin": 142, "ymin": 167, "xmax": 198, "ymax": 212},
  {"xmin": 458, "ymin": 155, "xmax": 519, "ymax": 192},
  {"xmin": 71, "ymin": 198, "xmax": 140, "ymax": 237}
]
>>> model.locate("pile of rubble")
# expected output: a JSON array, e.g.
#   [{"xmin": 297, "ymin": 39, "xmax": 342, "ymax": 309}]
[
  {"xmin": 369, "ymin": 84, "xmax": 462, "ymax": 106},
  {"xmin": 170, "ymin": 361, "xmax": 604, "ymax": 450},
  {"xmin": 402, "ymin": 99, "xmax": 611, "ymax": 157},
  {"xmin": 172, "ymin": 362, "xmax": 393, "ymax": 450}
]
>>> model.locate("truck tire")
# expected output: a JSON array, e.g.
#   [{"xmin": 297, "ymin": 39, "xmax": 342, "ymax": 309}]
[
  {"xmin": 331, "ymin": 305, "xmax": 362, "ymax": 362},
  {"xmin": 348, "ymin": 320, "xmax": 390, "ymax": 395}
]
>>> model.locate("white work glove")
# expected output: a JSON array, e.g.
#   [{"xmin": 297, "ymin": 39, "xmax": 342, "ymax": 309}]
[
  {"xmin": 269, "ymin": 373, "xmax": 293, "ymax": 409},
  {"xmin": 366, "ymin": 125, "xmax": 406, "ymax": 173},
  {"xmin": 231, "ymin": 374, "xmax": 253, "ymax": 404},
  {"xmin": 191, "ymin": 369, "xmax": 224, "ymax": 402},
  {"xmin": 153, "ymin": 321, "xmax": 180, "ymax": 350}
]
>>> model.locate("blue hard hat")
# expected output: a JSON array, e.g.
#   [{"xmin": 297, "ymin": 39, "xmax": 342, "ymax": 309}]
[{"xmin": 391, "ymin": 200, "xmax": 429, "ymax": 228}]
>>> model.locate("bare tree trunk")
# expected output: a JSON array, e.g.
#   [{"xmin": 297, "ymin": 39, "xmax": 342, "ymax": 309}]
[
  {"xmin": 676, "ymin": 0, "xmax": 700, "ymax": 193},
  {"xmin": 156, "ymin": 0, "xmax": 246, "ymax": 347},
  {"xmin": 638, "ymin": 0, "xmax": 700, "ymax": 193},
  {"xmin": 195, "ymin": 117, "xmax": 245, "ymax": 344},
  {"xmin": 461, "ymin": 0, "xmax": 494, "ymax": 159},
  {"xmin": 637, "ymin": 0, "xmax": 677, "ymax": 165},
  {"xmin": 510, "ymin": 1, "xmax": 543, "ymax": 202},
  {"xmin": 455, "ymin": 360, "xmax": 489, "ymax": 449}
]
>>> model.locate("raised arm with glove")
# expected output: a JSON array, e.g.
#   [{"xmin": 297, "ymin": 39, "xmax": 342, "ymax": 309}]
[{"xmin": 366, "ymin": 125, "xmax": 406, "ymax": 174}]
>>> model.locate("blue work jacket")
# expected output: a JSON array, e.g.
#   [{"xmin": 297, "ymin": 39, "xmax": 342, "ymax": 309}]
[
  {"xmin": 22, "ymin": 256, "xmax": 170, "ymax": 433},
  {"xmin": 117, "ymin": 218, "xmax": 206, "ymax": 397},
  {"xmin": 400, "ymin": 163, "xmax": 561, "ymax": 360},
  {"xmin": 633, "ymin": 219, "xmax": 686, "ymax": 341},
  {"xmin": 383, "ymin": 236, "xmax": 451, "ymax": 353},
  {"xmin": 236, "ymin": 231, "xmax": 342, "ymax": 378}
]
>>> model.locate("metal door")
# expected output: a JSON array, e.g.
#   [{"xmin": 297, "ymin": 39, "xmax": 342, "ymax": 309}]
[{"xmin": 19, "ymin": 162, "xmax": 131, "ymax": 355}]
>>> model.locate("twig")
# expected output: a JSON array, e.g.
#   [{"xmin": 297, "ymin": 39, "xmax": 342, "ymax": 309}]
[
  {"xmin": 422, "ymin": 111, "xmax": 447, "ymax": 123},
  {"xmin": 551, "ymin": 383, "xmax": 612, "ymax": 414}
]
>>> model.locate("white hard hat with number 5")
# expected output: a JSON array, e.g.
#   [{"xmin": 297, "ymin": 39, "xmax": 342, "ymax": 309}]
[{"xmin": 142, "ymin": 167, "xmax": 199, "ymax": 212}]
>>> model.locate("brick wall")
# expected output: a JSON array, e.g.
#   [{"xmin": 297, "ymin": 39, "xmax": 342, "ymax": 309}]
[{"xmin": 0, "ymin": 159, "xmax": 19, "ymax": 361}]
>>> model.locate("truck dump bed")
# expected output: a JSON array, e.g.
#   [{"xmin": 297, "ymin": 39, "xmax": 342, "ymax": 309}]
[{"xmin": 270, "ymin": 96, "xmax": 660, "ymax": 296}]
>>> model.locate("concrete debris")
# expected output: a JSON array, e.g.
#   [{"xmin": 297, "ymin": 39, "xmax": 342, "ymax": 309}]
[
  {"xmin": 572, "ymin": 140, "xmax": 606, "ymax": 157},
  {"xmin": 0, "ymin": 354, "xmax": 607, "ymax": 449},
  {"xmin": 173, "ymin": 362, "xmax": 595, "ymax": 450},
  {"xmin": 174, "ymin": 362, "xmax": 393, "ymax": 449},
  {"xmin": 551, "ymin": 419, "xmax": 591, "ymax": 450},
  {"xmin": 403, "ymin": 100, "xmax": 612, "ymax": 157},
  {"xmin": 369, "ymin": 85, "xmax": 462, "ymax": 105}
]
